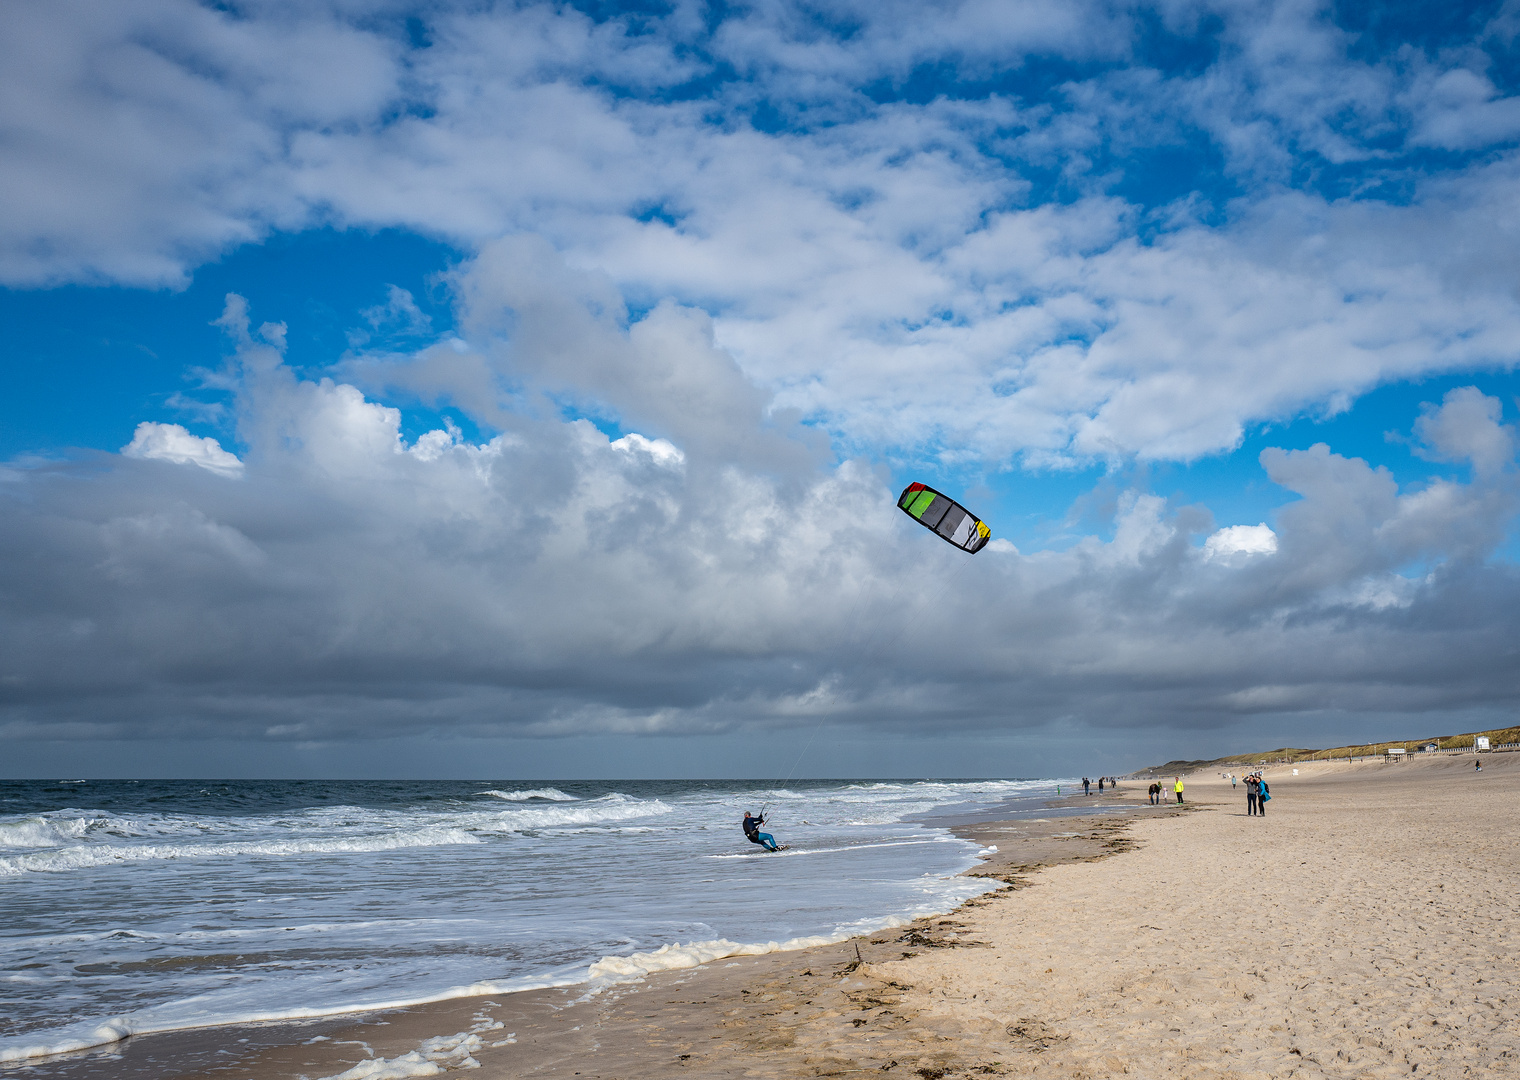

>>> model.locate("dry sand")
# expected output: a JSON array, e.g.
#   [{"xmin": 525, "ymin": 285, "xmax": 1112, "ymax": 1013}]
[{"xmin": 23, "ymin": 754, "xmax": 1520, "ymax": 1079}]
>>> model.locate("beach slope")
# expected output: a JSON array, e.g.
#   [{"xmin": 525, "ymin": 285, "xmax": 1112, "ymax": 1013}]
[{"xmin": 479, "ymin": 754, "xmax": 1520, "ymax": 1078}]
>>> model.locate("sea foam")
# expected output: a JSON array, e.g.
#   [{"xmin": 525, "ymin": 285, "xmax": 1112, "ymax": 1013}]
[
  {"xmin": 586, "ymin": 935, "xmax": 837, "ymax": 982},
  {"xmin": 474, "ymin": 796, "xmax": 670, "ymax": 831},
  {"xmin": 0, "ymin": 826, "xmax": 481, "ymax": 876},
  {"xmin": 0, "ymin": 777, "xmax": 1050, "ymax": 1064}
]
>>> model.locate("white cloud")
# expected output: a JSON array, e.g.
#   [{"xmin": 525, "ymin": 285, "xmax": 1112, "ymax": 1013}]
[
  {"xmin": 610, "ymin": 433, "xmax": 685, "ymax": 469},
  {"xmin": 1204, "ymin": 523, "xmax": 1277, "ymax": 561},
  {"xmin": 1415, "ymin": 386, "xmax": 1516, "ymax": 478},
  {"xmin": 6, "ymin": 1, "xmax": 1520, "ymax": 472},
  {"xmin": 121, "ymin": 422, "xmax": 243, "ymax": 476},
  {"xmin": 1408, "ymin": 68, "xmax": 1520, "ymax": 150}
]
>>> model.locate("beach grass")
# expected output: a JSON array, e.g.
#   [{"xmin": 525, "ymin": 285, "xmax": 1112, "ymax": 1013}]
[{"xmin": 1142, "ymin": 722, "xmax": 1520, "ymax": 773}]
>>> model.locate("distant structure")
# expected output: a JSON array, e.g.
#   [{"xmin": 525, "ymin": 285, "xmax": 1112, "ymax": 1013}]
[
  {"xmin": 1421, "ymin": 742, "xmax": 1439, "ymax": 752},
  {"xmin": 1385, "ymin": 747, "xmax": 1407, "ymax": 762}
]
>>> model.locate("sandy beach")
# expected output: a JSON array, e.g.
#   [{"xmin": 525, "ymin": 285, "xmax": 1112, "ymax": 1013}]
[{"xmin": 21, "ymin": 753, "xmax": 1520, "ymax": 1079}]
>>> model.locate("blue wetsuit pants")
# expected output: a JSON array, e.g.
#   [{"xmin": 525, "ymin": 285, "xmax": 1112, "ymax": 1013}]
[{"xmin": 750, "ymin": 831, "xmax": 779, "ymax": 851}]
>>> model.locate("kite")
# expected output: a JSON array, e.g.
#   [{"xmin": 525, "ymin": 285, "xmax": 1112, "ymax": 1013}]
[{"xmin": 897, "ymin": 483, "xmax": 990, "ymax": 553}]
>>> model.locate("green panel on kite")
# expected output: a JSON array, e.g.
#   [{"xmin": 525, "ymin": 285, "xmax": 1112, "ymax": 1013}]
[{"xmin": 906, "ymin": 489, "xmax": 937, "ymax": 518}]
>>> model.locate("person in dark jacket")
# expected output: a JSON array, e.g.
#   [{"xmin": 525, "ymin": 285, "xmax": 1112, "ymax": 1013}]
[
  {"xmin": 742, "ymin": 811, "xmax": 780, "ymax": 851},
  {"xmin": 1245, "ymin": 775, "xmax": 1259, "ymax": 815}
]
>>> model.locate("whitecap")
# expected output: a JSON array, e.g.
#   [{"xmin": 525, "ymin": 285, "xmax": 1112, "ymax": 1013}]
[
  {"xmin": 471, "ymin": 797, "xmax": 672, "ymax": 833},
  {"xmin": 0, "ymin": 827, "xmax": 482, "ymax": 876},
  {"xmin": 0, "ymin": 816, "xmax": 97, "ymax": 849},
  {"xmin": 476, "ymin": 788, "xmax": 578, "ymax": 802}
]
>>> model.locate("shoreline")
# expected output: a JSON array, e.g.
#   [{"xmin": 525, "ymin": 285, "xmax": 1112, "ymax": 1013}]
[
  {"xmin": 0, "ymin": 780, "xmax": 1060, "ymax": 1070},
  {"xmin": 29, "ymin": 756, "xmax": 1513, "ymax": 1078},
  {"xmin": 6, "ymin": 789, "xmax": 1146, "ymax": 1079}
]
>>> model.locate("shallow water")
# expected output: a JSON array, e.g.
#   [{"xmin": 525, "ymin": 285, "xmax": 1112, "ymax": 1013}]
[{"xmin": 0, "ymin": 777, "xmax": 1066, "ymax": 1062}]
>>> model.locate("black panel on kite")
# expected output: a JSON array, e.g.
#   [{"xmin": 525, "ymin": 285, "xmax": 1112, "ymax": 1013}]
[{"xmin": 897, "ymin": 483, "xmax": 990, "ymax": 553}]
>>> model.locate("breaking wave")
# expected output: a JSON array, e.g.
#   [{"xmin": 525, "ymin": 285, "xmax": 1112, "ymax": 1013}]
[
  {"xmin": 477, "ymin": 788, "xmax": 578, "ymax": 802},
  {"xmin": 0, "ymin": 827, "xmax": 482, "ymax": 876},
  {"xmin": 474, "ymin": 796, "xmax": 671, "ymax": 832}
]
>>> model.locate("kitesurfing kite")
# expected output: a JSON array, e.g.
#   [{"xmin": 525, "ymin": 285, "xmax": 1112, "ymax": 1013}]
[{"xmin": 897, "ymin": 483, "xmax": 990, "ymax": 553}]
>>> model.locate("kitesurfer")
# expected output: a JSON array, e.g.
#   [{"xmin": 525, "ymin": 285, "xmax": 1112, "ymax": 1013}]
[{"xmin": 742, "ymin": 811, "xmax": 780, "ymax": 852}]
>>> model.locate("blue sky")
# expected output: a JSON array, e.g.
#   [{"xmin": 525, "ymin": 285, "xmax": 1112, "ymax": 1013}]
[{"xmin": 3, "ymin": 0, "xmax": 1520, "ymax": 777}]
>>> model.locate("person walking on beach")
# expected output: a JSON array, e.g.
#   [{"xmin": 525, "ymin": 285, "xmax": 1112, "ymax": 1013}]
[
  {"xmin": 742, "ymin": 811, "xmax": 780, "ymax": 852},
  {"xmin": 1083, "ymin": 777, "xmax": 1091, "ymax": 796},
  {"xmin": 1173, "ymin": 777, "xmax": 1184, "ymax": 804},
  {"xmin": 1245, "ymin": 774, "xmax": 1258, "ymax": 815},
  {"xmin": 1098, "ymin": 777, "xmax": 1105, "ymax": 793}
]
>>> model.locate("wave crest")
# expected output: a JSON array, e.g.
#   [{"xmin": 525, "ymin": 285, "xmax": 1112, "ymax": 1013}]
[
  {"xmin": 477, "ymin": 788, "xmax": 578, "ymax": 802},
  {"xmin": 477, "ymin": 797, "xmax": 670, "ymax": 831},
  {"xmin": 0, "ymin": 827, "xmax": 482, "ymax": 876}
]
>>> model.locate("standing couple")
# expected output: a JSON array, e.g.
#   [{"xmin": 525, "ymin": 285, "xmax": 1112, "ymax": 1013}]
[{"xmin": 1245, "ymin": 774, "xmax": 1271, "ymax": 816}]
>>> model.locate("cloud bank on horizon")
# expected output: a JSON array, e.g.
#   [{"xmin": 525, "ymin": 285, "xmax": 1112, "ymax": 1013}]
[{"xmin": 3, "ymin": 0, "xmax": 1520, "ymax": 771}]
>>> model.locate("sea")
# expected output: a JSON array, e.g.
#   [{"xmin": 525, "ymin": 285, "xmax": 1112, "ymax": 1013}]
[{"xmin": 0, "ymin": 777, "xmax": 1074, "ymax": 1066}]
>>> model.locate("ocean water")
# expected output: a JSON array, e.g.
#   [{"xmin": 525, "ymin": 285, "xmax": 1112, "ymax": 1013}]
[{"xmin": 0, "ymin": 777, "xmax": 1064, "ymax": 1063}]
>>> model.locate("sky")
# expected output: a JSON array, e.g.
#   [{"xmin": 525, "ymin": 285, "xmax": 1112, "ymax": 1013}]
[{"xmin": 3, "ymin": 0, "xmax": 1520, "ymax": 779}]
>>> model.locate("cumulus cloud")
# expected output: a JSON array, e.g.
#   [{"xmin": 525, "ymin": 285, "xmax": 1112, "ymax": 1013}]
[
  {"xmin": 3, "ymin": 283, "xmax": 1519, "ymax": 744},
  {"xmin": 1204, "ymin": 524, "xmax": 1277, "ymax": 562},
  {"xmin": 1415, "ymin": 386, "xmax": 1517, "ymax": 478},
  {"xmin": 122, "ymin": 422, "xmax": 244, "ymax": 476},
  {"xmin": 611, "ymin": 433, "xmax": 684, "ymax": 469}
]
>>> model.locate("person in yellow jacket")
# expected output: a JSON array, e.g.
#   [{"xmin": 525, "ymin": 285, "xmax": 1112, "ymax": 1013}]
[{"xmin": 1173, "ymin": 776, "xmax": 1184, "ymax": 804}]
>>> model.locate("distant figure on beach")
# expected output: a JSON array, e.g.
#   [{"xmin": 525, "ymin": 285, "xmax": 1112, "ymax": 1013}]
[
  {"xmin": 1147, "ymin": 781, "xmax": 1160, "ymax": 805},
  {"xmin": 1230, "ymin": 774, "xmax": 1237, "ymax": 789},
  {"xmin": 742, "ymin": 811, "xmax": 780, "ymax": 852},
  {"xmin": 1476, "ymin": 760, "xmax": 1483, "ymax": 772},
  {"xmin": 1083, "ymin": 777, "xmax": 1091, "ymax": 796},
  {"xmin": 1245, "ymin": 775, "xmax": 1258, "ymax": 815},
  {"xmin": 1098, "ymin": 777, "xmax": 1105, "ymax": 793},
  {"xmin": 1257, "ymin": 776, "xmax": 1269, "ymax": 816},
  {"xmin": 1173, "ymin": 777, "xmax": 1184, "ymax": 804}
]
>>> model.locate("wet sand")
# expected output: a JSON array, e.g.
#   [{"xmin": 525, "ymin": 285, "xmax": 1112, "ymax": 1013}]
[{"xmin": 18, "ymin": 754, "xmax": 1520, "ymax": 1079}]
